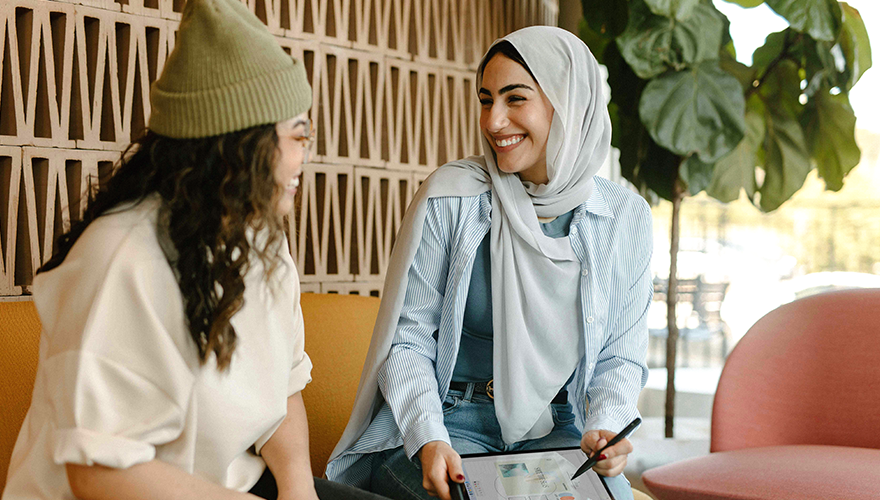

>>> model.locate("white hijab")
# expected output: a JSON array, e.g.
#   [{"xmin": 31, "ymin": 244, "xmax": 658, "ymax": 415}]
[{"xmin": 330, "ymin": 26, "xmax": 612, "ymax": 457}]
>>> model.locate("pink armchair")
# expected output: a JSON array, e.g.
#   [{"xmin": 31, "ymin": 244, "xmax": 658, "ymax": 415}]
[{"xmin": 642, "ymin": 288, "xmax": 880, "ymax": 500}]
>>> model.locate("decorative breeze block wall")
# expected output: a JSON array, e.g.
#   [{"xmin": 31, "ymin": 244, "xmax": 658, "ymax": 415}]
[{"xmin": 0, "ymin": 0, "xmax": 558, "ymax": 297}]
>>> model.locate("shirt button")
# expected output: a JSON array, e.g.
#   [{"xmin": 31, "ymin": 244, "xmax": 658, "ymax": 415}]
[
  {"xmin": 581, "ymin": 268, "xmax": 589, "ymax": 277},
  {"xmin": 589, "ymin": 362, "xmax": 594, "ymax": 370},
  {"xmin": 587, "ymin": 316, "xmax": 594, "ymax": 324},
  {"xmin": 570, "ymin": 227, "xmax": 578, "ymax": 236}
]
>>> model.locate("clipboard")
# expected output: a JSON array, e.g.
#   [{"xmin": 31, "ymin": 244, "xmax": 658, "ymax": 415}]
[{"xmin": 450, "ymin": 446, "xmax": 615, "ymax": 500}]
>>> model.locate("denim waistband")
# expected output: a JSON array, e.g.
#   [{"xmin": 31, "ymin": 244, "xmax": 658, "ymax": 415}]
[{"xmin": 447, "ymin": 382, "xmax": 568, "ymax": 404}]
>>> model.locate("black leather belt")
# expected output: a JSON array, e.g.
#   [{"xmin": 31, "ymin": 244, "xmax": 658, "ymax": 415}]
[{"xmin": 449, "ymin": 380, "xmax": 568, "ymax": 404}]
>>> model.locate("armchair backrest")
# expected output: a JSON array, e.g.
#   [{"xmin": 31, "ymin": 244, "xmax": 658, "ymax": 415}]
[{"xmin": 710, "ymin": 288, "xmax": 880, "ymax": 453}]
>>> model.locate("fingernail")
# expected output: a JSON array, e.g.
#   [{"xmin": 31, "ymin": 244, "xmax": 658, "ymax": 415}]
[
  {"xmin": 599, "ymin": 454, "xmax": 607, "ymax": 461},
  {"xmin": 457, "ymin": 474, "xmax": 465, "ymax": 481}
]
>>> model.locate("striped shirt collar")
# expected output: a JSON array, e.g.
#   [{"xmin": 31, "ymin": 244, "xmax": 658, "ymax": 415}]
[{"xmin": 582, "ymin": 181, "xmax": 614, "ymax": 219}]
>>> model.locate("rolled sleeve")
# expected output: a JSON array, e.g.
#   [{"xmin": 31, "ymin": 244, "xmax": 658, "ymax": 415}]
[
  {"xmin": 288, "ymin": 352, "xmax": 313, "ymax": 396},
  {"xmin": 287, "ymin": 298, "xmax": 313, "ymax": 396},
  {"xmin": 47, "ymin": 350, "xmax": 192, "ymax": 469},
  {"xmin": 402, "ymin": 419, "xmax": 451, "ymax": 460},
  {"xmin": 53, "ymin": 428, "xmax": 156, "ymax": 469}
]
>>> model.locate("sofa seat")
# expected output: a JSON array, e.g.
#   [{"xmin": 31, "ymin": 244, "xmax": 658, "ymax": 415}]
[{"xmin": 642, "ymin": 444, "xmax": 880, "ymax": 500}]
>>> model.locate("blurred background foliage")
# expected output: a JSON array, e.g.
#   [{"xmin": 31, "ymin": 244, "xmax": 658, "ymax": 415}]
[
  {"xmin": 581, "ymin": 0, "xmax": 870, "ymax": 210},
  {"xmin": 578, "ymin": 0, "xmax": 872, "ymax": 436}
]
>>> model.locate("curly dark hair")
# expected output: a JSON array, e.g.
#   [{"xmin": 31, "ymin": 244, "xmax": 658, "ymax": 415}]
[{"xmin": 39, "ymin": 125, "xmax": 286, "ymax": 370}]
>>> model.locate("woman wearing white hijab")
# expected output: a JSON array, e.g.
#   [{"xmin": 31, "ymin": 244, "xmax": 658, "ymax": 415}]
[{"xmin": 326, "ymin": 26, "xmax": 651, "ymax": 500}]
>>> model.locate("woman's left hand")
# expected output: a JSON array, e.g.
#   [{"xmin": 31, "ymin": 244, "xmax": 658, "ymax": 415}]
[{"xmin": 580, "ymin": 429, "xmax": 633, "ymax": 477}]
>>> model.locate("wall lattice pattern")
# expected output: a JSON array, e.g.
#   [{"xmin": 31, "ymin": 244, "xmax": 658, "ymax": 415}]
[{"xmin": 0, "ymin": 0, "xmax": 558, "ymax": 297}]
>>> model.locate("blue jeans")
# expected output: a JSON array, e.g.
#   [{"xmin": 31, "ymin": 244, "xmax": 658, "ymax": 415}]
[{"xmin": 369, "ymin": 385, "xmax": 633, "ymax": 500}]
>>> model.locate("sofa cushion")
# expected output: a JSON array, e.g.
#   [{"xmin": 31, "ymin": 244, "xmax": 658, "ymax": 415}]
[{"xmin": 642, "ymin": 444, "xmax": 880, "ymax": 500}]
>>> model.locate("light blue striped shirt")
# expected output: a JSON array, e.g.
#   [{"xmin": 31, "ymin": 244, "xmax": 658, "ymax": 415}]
[{"xmin": 326, "ymin": 177, "xmax": 652, "ymax": 487}]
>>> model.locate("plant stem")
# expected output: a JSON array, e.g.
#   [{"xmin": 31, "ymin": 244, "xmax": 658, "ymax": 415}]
[{"xmin": 665, "ymin": 179, "xmax": 684, "ymax": 438}]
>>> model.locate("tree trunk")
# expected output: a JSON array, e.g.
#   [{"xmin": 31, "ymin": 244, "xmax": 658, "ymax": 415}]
[{"xmin": 665, "ymin": 183, "xmax": 684, "ymax": 438}]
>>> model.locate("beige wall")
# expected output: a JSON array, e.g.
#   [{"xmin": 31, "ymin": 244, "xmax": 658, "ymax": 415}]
[{"xmin": 0, "ymin": 0, "xmax": 558, "ymax": 297}]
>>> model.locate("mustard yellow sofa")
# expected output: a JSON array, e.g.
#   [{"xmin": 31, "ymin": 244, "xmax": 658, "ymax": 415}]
[
  {"xmin": 0, "ymin": 300, "xmax": 41, "ymax": 493},
  {"xmin": 0, "ymin": 294, "xmax": 650, "ymax": 500},
  {"xmin": 0, "ymin": 293, "xmax": 377, "ymax": 489}
]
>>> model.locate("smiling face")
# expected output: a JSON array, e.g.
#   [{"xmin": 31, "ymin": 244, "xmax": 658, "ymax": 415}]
[
  {"xmin": 273, "ymin": 112, "xmax": 311, "ymax": 215},
  {"xmin": 479, "ymin": 53, "xmax": 555, "ymax": 185}
]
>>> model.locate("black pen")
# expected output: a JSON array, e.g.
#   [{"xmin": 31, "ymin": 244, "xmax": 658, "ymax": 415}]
[{"xmin": 570, "ymin": 417, "xmax": 641, "ymax": 481}]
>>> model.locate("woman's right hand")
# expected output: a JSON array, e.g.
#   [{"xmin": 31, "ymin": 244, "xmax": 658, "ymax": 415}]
[{"xmin": 417, "ymin": 441, "xmax": 465, "ymax": 500}]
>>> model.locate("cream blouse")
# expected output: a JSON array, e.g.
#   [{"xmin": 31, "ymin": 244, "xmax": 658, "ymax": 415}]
[{"xmin": 3, "ymin": 196, "xmax": 312, "ymax": 498}]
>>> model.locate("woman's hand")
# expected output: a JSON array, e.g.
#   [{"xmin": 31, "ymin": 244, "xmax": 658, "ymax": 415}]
[
  {"xmin": 417, "ymin": 441, "xmax": 465, "ymax": 500},
  {"xmin": 580, "ymin": 429, "xmax": 633, "ymax": 477}
]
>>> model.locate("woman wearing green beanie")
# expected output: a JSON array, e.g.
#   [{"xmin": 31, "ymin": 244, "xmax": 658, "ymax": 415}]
[{"xmin": 1, "ymin": 0, "xmax": 389, "ymax": 499}]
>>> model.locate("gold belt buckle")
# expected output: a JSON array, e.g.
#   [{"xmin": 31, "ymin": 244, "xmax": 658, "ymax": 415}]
[{"xmin": 486, "ymin": 379, "xmax": 494, "ymax": 399}]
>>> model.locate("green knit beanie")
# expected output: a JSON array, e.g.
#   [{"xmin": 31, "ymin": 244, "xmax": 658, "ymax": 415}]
[{"xmin": 149, "ymin": 0, "xmax": 312, "ymax": 139}]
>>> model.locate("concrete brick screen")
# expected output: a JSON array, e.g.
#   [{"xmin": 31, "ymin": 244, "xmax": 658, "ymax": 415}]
[{"xmin": 0, "ymin": 0, "xmax": 558, "ymax": 297}]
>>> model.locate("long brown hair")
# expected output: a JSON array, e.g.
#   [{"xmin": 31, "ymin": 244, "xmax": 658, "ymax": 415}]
[{"xmin": 39, "ymin": 125, "xmax": 286, "ymax": 370}]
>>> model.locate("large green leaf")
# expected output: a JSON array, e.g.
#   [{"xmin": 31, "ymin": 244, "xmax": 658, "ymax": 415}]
[
  {"xmin": 758, "ymin": 108, "xmax": 811, "ymax": 211},
  {"xmin": 617, "ymin": 0, "xmax": 724, "ymax": 79},
  {"xmin": 719, "ymin": 47, "xmax": 756, "ymax": 91},
  {"xmin": 756, "ymin": 55, "xmax": 802, "ymax": 119},
  {"xmin": 802, "ymin": 37, "xmax": 842, "ymax": 97},
  {"xmin": 581, "ymin": 0, "xmax": 630, "ymax": 38},
  {"xmin": 680, "ymin": 155, "xmax": 715, "ymax": 195},
  {"xmin": 801, "ymin": 91, "xmax": 860, "ymax": 191},
  {"xmin": 640, "ymin": 140, "xmax": 683, "ymax": 202},
  {"xmin": 604, "ymin": 42, "xmax": 645, "ymax": 115},
  {"xmin": 605, "ymin": 43, "xmax": 651, "ymax": 191},
  {"xmin": 707, "ymin": 102, "xmax": 764, "ymax": 203},
  {"xmin": 756, "ymin": 59, "xmax": 810, "ymax": 211},
  {"xmin": 639, "ymin": 62, "xmax": 746, "ymax": 162},
  {"xmin": 720, "ymin": 14, "xmax": 734, "ymax": 56},
  {"xmin": 751, "ymin": 30, "xmax": 790, "ymax": 73},
  {"xmin": 838, "ymin": 2, "xmax": 872, "ymax": 89},
  {"xmin": 644, "ymin": 0, "xmax": 699, "ymax": 20},
  {"xmin": 751, "ymin": 30, "xmax": 839, "ymax": 99},
  {"xmin": 613, "ymin": 102, "xmax": 682, "ymax": 202},
  {"xmin": 765, "ymin": 0, "xmax": 842, "ymax": 42},
  {"xmin": 614, "ymin": 110, "xmax": 650, "ymax": 188},
  {"xmin": 721, "ymin": 0, "xmax": 764, "ymax": 7}
]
